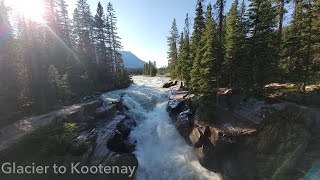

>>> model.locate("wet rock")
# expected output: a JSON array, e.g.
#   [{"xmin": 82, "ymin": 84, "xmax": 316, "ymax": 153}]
[
  {"xmin": 112, "ymin": 98, "xmax": 128, "ymax": 111},
  {"xmin": 175, "ymin": 110, "xmax": 193, "ymax": 144},
  {"xmin": 94, "ymin": 104, "xmax": 117, "ymax": 119},
  {"xmin": 82, "ymin": 100, "xmax": 104, "ymax": 116},
  {"xmin": 117, "ymin": 118, "xmax": 137, "ymax": 138},
  {"xmin": 162, "ymin": 80, "xmax": 178, "ymax": 88},
  {"xmin": 88, "ymin": 114, "xmax": 126, "ymax": 165},
  {"xmin": 109, "ymin": 153, "xmax": 138, "ymax": 178},
  {"xmin": 107, "ymin": 130, "xmax": 136, "ymax": 154},
  {"xmin": 167, "ymin": 99, "xmax": 186, "ymax": 117}
]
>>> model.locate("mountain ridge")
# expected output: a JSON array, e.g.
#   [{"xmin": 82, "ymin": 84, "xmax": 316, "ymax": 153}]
[{"xmin": 120, "ymin": 51, "xmax": 146, "ymax": 68}]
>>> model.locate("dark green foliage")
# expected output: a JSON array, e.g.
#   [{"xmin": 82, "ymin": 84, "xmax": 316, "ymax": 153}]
[
  {"xmin": 224, "ymin": 0, "xmax": 239, "ymax": 87},
  {"xmin": 189, "ymin": 0, "xmax": 205, "ymax": 93},
  {"xmin": 167, "ymin": 18, "xmax": 179, "ymax": 78},
  {"xmin": 189, "ymin": 0, "xmax": 205, "ymax": 87},
  {"xmin": 197, "ymin": 4, "xmax": 219, "ymax": 96},
  {"xmin": 247, "ymin": 0, "xmax": 278, "ymax": 90},
  {"xmin": 127, "ymin": 68, "xmax": 144, "ymax": 75},
  {"xmin": 178, "ymin": 14, "xmax": 192, "ymax": 85},
  {"xmin": 40, "ymin": 123, "xmax": 88, "ymax": 157},
  {"xmin": 169, "ymin": 0, "xmax": 319, "ymax": 99},
  {"xmin": 143, "ymin": 61, "xmax": 157, "ymax": 76},
  {"xmin": 0, "ymin": 1, "xmax": 130, "ymax": 120}
]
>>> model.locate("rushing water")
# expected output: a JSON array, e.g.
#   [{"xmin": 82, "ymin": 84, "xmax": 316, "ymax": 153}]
[{"xmin": 102, "ymin": 76, "xmax": 220, "ymax": 180}]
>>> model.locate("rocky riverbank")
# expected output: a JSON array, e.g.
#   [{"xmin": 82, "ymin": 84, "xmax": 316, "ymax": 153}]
[
  {"xmin": 0, "ymin": 96, "xmax": 138, "ymax": 180},
  {"xmin": 165, "ymin": 82, "xmax": 320, "ymax": 179}
]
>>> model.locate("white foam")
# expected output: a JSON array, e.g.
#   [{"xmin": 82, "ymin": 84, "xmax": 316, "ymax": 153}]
[{"xmin": 103, "ymin": 76, "xmax": 221, "ymax": 180}]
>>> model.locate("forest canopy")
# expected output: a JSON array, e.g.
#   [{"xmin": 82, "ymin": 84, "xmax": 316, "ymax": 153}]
[{"xmin": 0, "ymin": 0, "xmax": 130, "ymax": 116}]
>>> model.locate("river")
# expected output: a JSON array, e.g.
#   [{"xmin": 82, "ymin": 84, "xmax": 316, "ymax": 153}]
[{"xmin": 102, "ymin": 76, "xmax": 221, "ymax": 180}]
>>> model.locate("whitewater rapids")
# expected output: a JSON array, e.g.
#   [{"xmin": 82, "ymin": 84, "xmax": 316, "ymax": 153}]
[{"xmin": 102, "ymin": 76, "xmax": 221, "ymax": 180}]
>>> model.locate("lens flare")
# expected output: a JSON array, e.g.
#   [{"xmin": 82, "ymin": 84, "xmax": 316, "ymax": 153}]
[{"xmin": 7, "ymin": 0, "xmax": 45, "ymax": 22}]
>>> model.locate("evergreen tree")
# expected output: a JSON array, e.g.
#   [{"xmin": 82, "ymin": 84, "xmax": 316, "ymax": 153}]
[
  {"xmin": 197, "ymin": 3, "xmax": 219, "ymax": 96},
  {"xmin": 247, "ymin": 0, "xmax": 277, "ymax": 91},
  {"xmin": 56, "ymin": 0, "xmax": 71, "ymax": 45},
  {"xmin": 214, "ymin": 0, "xmax": 226, "ymax": 92},
  {"xmin": 180, "ymin": 14, "xmax": 192, "ymax": 85},
  {"xmin": 177, "ymin": 32, "xmax": 184, "ymax": 80},
  {"xmin": 107, "ymin": 2, "xmax": 123, "ymax": 73},
  {"xmin": 236, "ymin": 0, "xmax": 251, "ymax": 89},
  {"xmin": 224, "ymin": 0, "xmax": 239, "ymax": 87},
  {"xmin": 190, "ymin": 0, "xmax": 205, "ymax": 92},
  {"xmin": 167, "ymin": 18, "xmax": 179, "ymax": 78},
  {"xmin": 73, "ymin": 0, "xmax": 95, "ymax": 65},
  {"xmin": 43, "ymin": 0, "xmax": 57, "ymax": 31},
  {"xmin": 94, "ymin": 2, "xmax": 107, "ymax": 65},
  {"xmin": 0, "ymin": 0, "xmax": 20, "ymax": 112}
]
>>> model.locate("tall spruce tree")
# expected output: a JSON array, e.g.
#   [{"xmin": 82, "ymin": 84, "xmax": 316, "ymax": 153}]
[
  {"xmin": 180, "ymin": 14, "xmax": 191, "ymax": 85},
  {"xmin": 236, "ymin": 0, "xmax": 251, "ymax": 89},
  {"xmin": 167, "ymin": 18, "xmax": 179, "ymax": 78},
  {"xmin": 190, "ymin": 0, "xmax": 205, "ymax": 92},
  {"xmin": 56, "ymin": 0, "xmax": 71, "ymax": 45},
  {"xmin": 107, "ymin": 2, "xmax": 123, "ymax": 73},
  {"xmin": 214, "ymin": 0, "xmax": 226, "ymax": 94},
  {"xmin": 0, "ymin": 0, "xmax": 20, "ymax": 112},
  {"xmin": 224, "ymin": 0, "xmax": 239, "ymax": 87},
  {"xmin": 94, "ymin": 2, "xmax": 107, "ymax": 65},
  {"xmin": 197, "ymin": 3, "xmax": 219, "ymax": 97},
  {"xmin": 177, "ymin": 32, "xmax": 184, "ymax": 80},
  {"xmin": 247, "ymin": 0, "xmax": 277, "ymax": 91}
]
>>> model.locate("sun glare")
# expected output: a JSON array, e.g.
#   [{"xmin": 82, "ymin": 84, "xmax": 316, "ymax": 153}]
[{"xmin": 8, "ymin": 0, "xmax": 45, "ymax": 22}]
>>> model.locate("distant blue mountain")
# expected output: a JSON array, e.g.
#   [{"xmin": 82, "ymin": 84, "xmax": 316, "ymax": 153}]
[{"xmin": 120, "ymin": 51, "xmax": 146, "ymax": 68}]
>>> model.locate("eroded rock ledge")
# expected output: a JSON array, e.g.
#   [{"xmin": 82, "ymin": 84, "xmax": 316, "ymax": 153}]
[
  {"xmin": 166, "ymin": 86, "xmax": 320, "ymax": 179},
  {"xmin": 0, "ymin": 96, "xmax": 138, "ymax": 179}
]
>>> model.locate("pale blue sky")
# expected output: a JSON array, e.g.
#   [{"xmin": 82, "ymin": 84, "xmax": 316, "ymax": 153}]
[{"xmin": 67, "ymin": 0, "xmax": 235, "ymax": 67}]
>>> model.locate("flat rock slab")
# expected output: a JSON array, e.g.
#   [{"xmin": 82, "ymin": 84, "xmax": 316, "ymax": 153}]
[{"xmin": 0, "ymin": 100, "xmax": 102, "ymax": 152}]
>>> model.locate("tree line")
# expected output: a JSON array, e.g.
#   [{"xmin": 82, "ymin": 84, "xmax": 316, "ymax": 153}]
[
  {"xmin": 0, "ymin": 0, "xmax": 129, "ymax": 115},
  {"xmin": 143, "ymin": 61, "xmax": 157, "ymax": 76},
  {"xmin": 167, "ymin": 0, "xmax": 320, "ymax": 98}
]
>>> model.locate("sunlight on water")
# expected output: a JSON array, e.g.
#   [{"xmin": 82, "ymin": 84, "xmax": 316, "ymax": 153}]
[{"xmin": 103, "ymin": 76, "xmax": 221, "ymax": 180}]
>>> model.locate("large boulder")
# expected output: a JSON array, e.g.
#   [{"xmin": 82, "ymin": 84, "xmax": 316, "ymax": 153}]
[
  {"xmin": 162, "ymin": 80, "xmax": 178, "ymax": 88},
  {"xmin": 117, "ymin": 117, "xmax": 137, "ymax": 138},
  {"xmin": 107, "ymin": 130, "xmax": 136, "ymax": 154},
  {"xmin": 167, "ymin": 99, "xmax": 187, "ymax": 117},
  {"xmin": 107, "ymin": 117, "xmax": 137, "ymax": 154},
  {"xmin": 175, "ymin": 110, "xmax": 193, "ymax": 144}
]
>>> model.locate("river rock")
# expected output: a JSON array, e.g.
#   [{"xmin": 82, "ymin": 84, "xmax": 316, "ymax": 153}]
[
  {"xmin": 162, "ymin": 80, "xmax": 178, "ymax": 88},
  {"xmin": 94, "ymin": 104, "xmax": 117, "ymax": 119},
  {"xmin": 107, "ymin": 130, "xmax": 136, "ymax": 154},
  {"xmin": 117, "ymin": 117, "xmax": 137, "ymax": 138},
  {"xmin": 175, "ymin": 110, "xmax": 193, "ymax": 144},
  {"xmin": 167, "ymin": 99, "xmax": 187, "ymax": 117}
]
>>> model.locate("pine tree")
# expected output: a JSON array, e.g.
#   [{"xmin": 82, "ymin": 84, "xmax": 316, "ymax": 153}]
[
  {"xmin": 190, "ymin": 0, "xmax": 205, "ymax": 91},
  {"xmin": 214, "ymin": 0, "xmax": 226, "ymax": 92},
  {"xmin": 107, "ymin": 2, "xmax": 123, "ymax": 73},
  {"xmin": 94, "ymin": 2, "xmax": 107, "ymax": 65},
  {"xmin": 236, "ymin": 0, "xmax": 251, "ymax": 89},
  {"xmin": 247, "ymin": 0, "xmax": 277, "ymax": 91},
  {"xmin": 197, "ymin": 3, "xmax": 219, "ymax": 97},
  {"xmin": 224, "ymin": 0, "xmax": 239, "ymax": 87},
  {"xmin": 177, "ymin": 32, "xmax": 184, "ymax": 80},
  {"xmin": 180, "ymin": 14, "xmax": 192, "ymax": 85},
  {"xmin": 56, "ymin": 0, "xmax": 71, "ymax": 45},
  {"xmin": 43, "ymin": 0, "xmax": 57, "ymax": 31},
  {"xmin": 167, "ymin": 18, "xmax": 179, "ymax": 78},
  {"xmin": 73, "ymin": 0, "xmax": 95, "ymax": 64},
  {"xmin": 0, "ymin": 0, "xmax": 20, "ymax": 112},
  {"xmin": 284, "ymin": 0, "xmax": 319, "ymax": 92}
]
